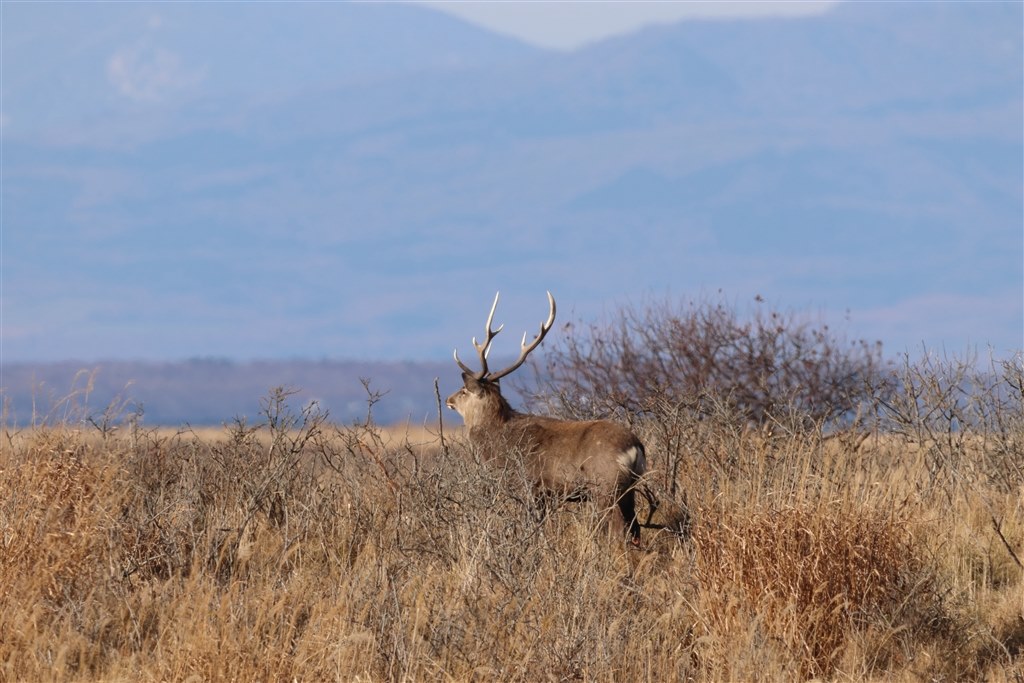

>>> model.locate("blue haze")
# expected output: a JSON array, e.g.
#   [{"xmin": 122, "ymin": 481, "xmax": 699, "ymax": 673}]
[{"xmin": 2, "ymin": 1, "xmax": 1021, "ymax": 370}]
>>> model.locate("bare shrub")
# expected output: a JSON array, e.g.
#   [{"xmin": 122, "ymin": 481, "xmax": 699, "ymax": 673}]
[
  {"xmin": 873, "ymin": 349, "xmax": 1024, "ymax": 494},
  {"xmin": 531, "ymin": 294, "xmax": 886, "ymax": 431}
]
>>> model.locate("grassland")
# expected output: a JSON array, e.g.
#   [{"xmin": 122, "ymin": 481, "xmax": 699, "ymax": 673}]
[{"xmin": 1, "ymin": 383, "xmax": 1022, "ymax": 682}]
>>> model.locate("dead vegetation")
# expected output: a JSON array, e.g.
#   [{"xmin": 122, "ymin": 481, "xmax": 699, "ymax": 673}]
[{"xmin": 2, "ymin": 345, "xmax": 1022, "ymax": 681}]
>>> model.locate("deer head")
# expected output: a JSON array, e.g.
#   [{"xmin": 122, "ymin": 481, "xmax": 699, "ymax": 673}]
[{"xmin": 446, "ymin": 291, "xmax": 555, "ymax": 426}]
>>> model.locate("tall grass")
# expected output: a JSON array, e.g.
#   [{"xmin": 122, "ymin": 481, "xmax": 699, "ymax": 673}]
[{"xmin": 2, "ymin": 356, "xmax": 1022, "ymax": 681}]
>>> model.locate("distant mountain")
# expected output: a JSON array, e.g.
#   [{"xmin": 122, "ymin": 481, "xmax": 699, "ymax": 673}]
[
  {"xmin": 656, "ymin": 1, "xmax": 1022, "ymax": 114},
  {"xmin": 2, "ymin": 0, "xmax": 1021, "ymax": 376},
  {"xmin": 1, "ymin": 1, "xmax": 539, "ymax": 135}
]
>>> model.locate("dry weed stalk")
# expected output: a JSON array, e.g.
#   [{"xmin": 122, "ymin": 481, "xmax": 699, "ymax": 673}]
[{"xmin": 1, "ymin": 342, "xmax": 1021, "ymax": 681}]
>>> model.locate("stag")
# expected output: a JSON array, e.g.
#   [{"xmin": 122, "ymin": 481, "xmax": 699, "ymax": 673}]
[{"xmin": 446, "ymin": 292, "xmax": 648, "ymax": 545}]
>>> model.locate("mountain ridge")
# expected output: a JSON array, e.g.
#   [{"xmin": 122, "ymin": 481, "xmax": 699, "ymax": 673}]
[{"xmin": 3, "ymin": 1, "xmax": 1020, "ymax": 366}]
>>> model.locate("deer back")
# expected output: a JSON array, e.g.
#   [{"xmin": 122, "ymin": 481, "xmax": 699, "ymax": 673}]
[{"xmin": 474, "ymin": 413, "xmax": 645, "ymax": 496}]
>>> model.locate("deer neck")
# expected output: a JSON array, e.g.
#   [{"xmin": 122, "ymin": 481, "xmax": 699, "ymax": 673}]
[{"xmin": 462, "ymin": 392, "xmax": 517, "ymax": 430}]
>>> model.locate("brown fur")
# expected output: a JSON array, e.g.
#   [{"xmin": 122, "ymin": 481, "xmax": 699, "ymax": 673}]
[{"xmin": 447, "ymin": 373, "xmax": 647, "ymax": 543}]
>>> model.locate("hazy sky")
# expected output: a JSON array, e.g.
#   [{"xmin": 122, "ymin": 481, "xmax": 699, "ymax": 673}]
[
  {"xmin": 420, "ymin": 1, "xmax": 840, "ymax": 50},
  {"xmin": 2, "ymin": 0, "xmax": 1019, "ymax": 367}
]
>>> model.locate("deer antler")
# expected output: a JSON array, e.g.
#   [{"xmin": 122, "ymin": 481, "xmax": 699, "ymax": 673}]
[
  {"xmin": 485, "ymin": 291, "xmax": 556, "ymax": 382},
  {"xmin": 454, "ymin": 291, "xmax": 503, "ymax": 380},
  {"xmin": 454, "ymin": 292, "xmax": 556, "ymax": 383}
]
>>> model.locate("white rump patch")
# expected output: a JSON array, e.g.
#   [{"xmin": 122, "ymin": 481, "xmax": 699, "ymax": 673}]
[{"xmin": 617, "ymin": 446, "xmax": 639, "ymax": 472}]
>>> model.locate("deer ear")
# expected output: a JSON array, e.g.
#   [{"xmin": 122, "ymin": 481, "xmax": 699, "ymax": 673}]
[{"xmin": 462, "ymin": 373, "xmax": 482, "ymax": 392}]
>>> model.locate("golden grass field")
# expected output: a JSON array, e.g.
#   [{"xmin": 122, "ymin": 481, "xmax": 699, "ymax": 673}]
[{"xmin": 2, "ymin": 390, "xmax": 1022, "ymax": 682}]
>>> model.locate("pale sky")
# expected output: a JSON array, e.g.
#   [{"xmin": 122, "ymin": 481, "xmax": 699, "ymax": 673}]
[{"xmin": 419, "ymin": 1, "xmax": 841, "ymax": 50}]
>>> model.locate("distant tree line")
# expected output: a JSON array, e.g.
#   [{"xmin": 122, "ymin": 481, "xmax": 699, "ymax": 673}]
[{"xmin": 1, "ymin": 359, "xmax": 464, "ymax": 427}]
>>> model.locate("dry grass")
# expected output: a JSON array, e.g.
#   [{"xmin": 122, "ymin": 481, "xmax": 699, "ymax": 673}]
[{"xmin": 1, "ymin": 386, "xmax": 1022, "ymax": 682}]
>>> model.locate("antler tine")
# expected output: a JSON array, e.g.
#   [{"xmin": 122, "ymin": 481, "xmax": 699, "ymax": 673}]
[
  {"xmin": 473, "ymin": 291, "xmax": 504, "ymax": 361},
  {"xmin": 454, "ymin": 291, "xmax": 504, "ymax": 380},
  {"xmin": 486, "ymin": 291, "xmax": 556, "ymax": 382},
  {"xmin": 482, "ymin": 291, "xmax": 503, "ymax": 346},
  {"xmin": 453, "ymin": 348, "xmax": 476, "ymax": 376}
]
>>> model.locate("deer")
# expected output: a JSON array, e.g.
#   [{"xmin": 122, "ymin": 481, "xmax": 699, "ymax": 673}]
[{"xmin": 446, "ymin": 291, "xmax": 649, "ymax": 546}]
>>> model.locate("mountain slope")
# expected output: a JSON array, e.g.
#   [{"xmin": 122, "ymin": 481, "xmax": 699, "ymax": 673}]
[
  {"xmin": 2, "ymin": 1, "xmax": 1020, "ymax": 370},
  {"xmin": 1, "ymin": 1, "xmax": 540, "ymax": 135}
]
